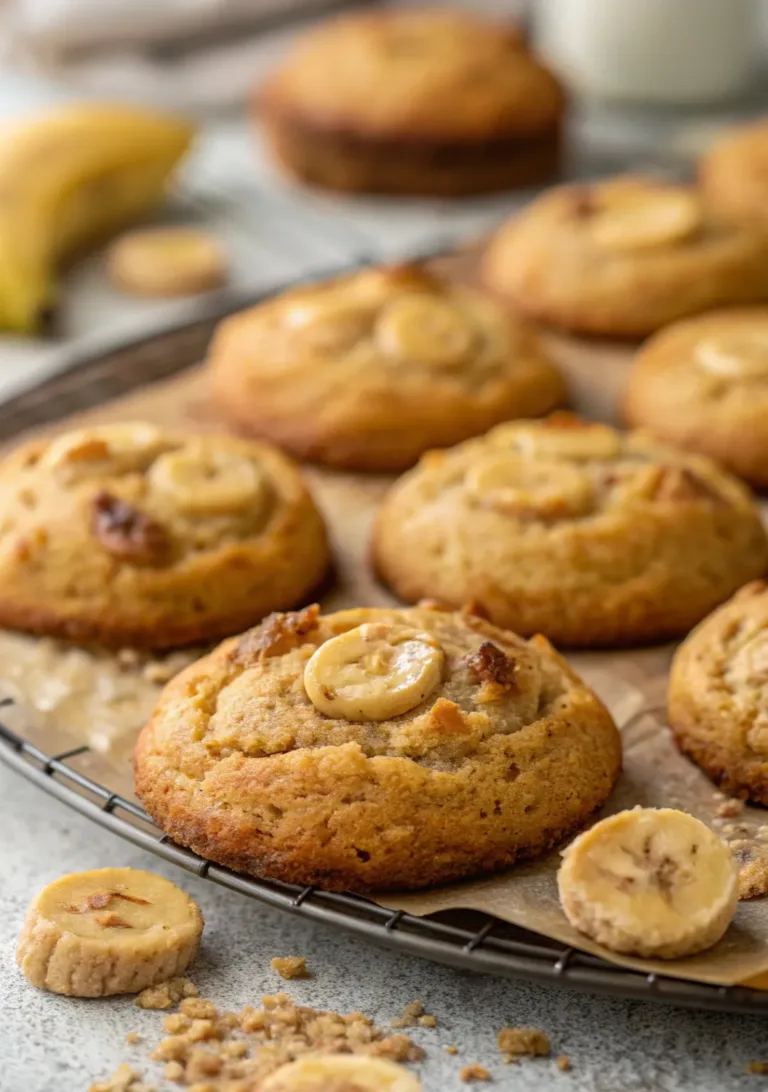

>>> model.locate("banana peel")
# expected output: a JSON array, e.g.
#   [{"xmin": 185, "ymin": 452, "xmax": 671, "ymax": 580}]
[{"xmin": 0, "ymin": 103, "xmax": 195, "ymax": 334}]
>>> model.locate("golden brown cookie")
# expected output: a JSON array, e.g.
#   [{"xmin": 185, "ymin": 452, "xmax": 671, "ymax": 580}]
[
  {"xmin": 669, "ymin": 580, "xmax": 768, "ymax": 804},
  {"xmin": 0, "ymin": 423, "xmax": 329, "ymax": 649},
  {"xmin": 482, "ymin": 175, "xmax": 768, "ymax": 338},
  {"xmin": 207, "ymin": 263, "xmax": 566, "ymax": 472},
  {"xmin": 134, "ymin": 603, "xmax": 621, "ymax": 891},
  {"xmin": 260, "ymin": 7, "xmax": 565, "ymax": 196},
  {"xmin": 700, "ymin": 120, "xmax": 768, "ymax": 229},
  {"xmin": 624, "ymin": 308, "xmax": 768, "ymax": 488},
  {"xmin": 373, "ymin": 414, "xmax": 768, "ymax": 647}
]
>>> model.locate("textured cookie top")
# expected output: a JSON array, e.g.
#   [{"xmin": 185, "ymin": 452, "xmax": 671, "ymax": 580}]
[
  {"xmin": 210, "ymin": 264, "xmax": 532, "ymax": 389},
  {"xmin": 151, "ymin": 604, "xmax": 576, "ymax": 769},
  {"xmin": 262, "ymin": 7, "xmax": 564, "ymax": 140},
  {"xmin": 700, "ymin": 121, "xmax": 768, "ymax": 227}
]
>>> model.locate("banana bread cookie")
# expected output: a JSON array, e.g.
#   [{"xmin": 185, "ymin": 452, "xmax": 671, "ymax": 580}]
[
  {"xmin": 0, "ymin": 423, "xmax": 329, "ymax": 648},
  {"xmin": 482, "ymin": 175, "xmax": 768, "ymax": 338},
  {"xmin": 260, "ymin": 7, "xmax": 565, "ymax": 196},
  {"xmin": 208, "ymin": 263, "xmax": 566, "ymax": 472},
  {"xmin": 624, "ymin": 308, "xmax": 768, "ymax": 488},
  {"xmin": 134, "ymin": 603, "xmax": 621, "ymax": 891},
  {"xmin": 670, "ymin": 580, "xmax": 768, "ymax": 804},
  {"xmin": 373, "ymin": 414, "xmax": 768, "ymax": 647},
  {"xmin": 700, "ymin": 120, "xmax": 768, "ymax": 229}
]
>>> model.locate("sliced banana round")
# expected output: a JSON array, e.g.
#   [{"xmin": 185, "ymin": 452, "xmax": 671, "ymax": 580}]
[
  {"xmin": 304, "ymin": 622, "xmax": 444, "ymax": 722},
  {"xmin": 41, "ymin": 422, "xmax": 165, "ymax": 476},
  {"xmin": 16, "ymin": 867, "xmax": 203, "ymax": 997},
  {"xmin": 558, "ymin": 808, "xmax": 738, "ymax": 959},
  {"xmin": 107, "ymin": 227, "xmax": 228, "ymax": 297},
  {"xmin": 589, "ymin": 188, "xmax": 702, "ymax": 252},
  {"xmin": 148, "ymin": 442, "xmax": 266, "ymax": 516},
  {"xmin": 375, "ymin": 292, "xmax": 477, "ymax": 368},
  {"xmin": 283, "ymin": 293, "xmax": 373, "ymax": 355},
  {"xmin": 508, "ymin": 419, "xmax": 622, "ymax": 462},
  {"xmin": 697, "ymin": 332, "xmax": 768, "ymax": 380},
  {"xmin": 465, "ymin": 453, "xmax": 593, "ymax": 520},
  {"xmin": 261, "ymin": 1054, "xmax": 422, "ymax": 1092}
]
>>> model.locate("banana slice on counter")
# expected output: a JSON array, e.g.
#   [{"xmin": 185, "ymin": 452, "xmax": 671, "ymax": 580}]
[
  {"xmin": 509, "ymin": 419, "xmax": 621, "ymax": 462},
  {"xmin": 375, "ymin": 293, "xmax": 477, "ymax": 367},
  {"xmin": 697, "ymin": 332, "xmax": 768, "ymax": 380},
  {"xmin": 304, "ymin": 623, "xmax": 444, "ymax": 721},
  {"xmin": 557, "ymin": 808, "xmax": 738, "ymax": 959},
  {"xmin": 148, "ymin": 443, "xmax": 266, "ymax": 516},
  {"xmin": 42, "ymin": 423, "xmax": 165, "ymax": 476},
  {"xmin": 107, "ymin": 227, "xmax": 228, "ymax": 297},
  {"xmin": 261, "ymin": 1055, "xmax": 423, "ymax": 1092},
  {"xmin": 465, "ymin": 453, "xmax": 593, "ymax": 519},
  {"xmin": 589, "ymin": 189, "xmax": 702, "ymax": 253},
  {"xmin": 17, "ymin": 867, "xmax": 203, "ymax": 997}
]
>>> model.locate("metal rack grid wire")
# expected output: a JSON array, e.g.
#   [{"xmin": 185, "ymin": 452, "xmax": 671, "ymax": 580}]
[{"xmin": 0, "ymin": 190, "xmax": 766, "ymax": 1015}]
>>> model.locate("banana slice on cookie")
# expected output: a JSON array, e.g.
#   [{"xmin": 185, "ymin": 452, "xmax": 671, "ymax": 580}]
[
  {"xmin": 557, "ymin": 808, "xmax": 738, "ymax": 959},
  {"xmin": 590, "ymin": 188, "xmax": 702, "ymax": 253},
  {"xmin": 509, "ymin": 418, "xmax": 621, "ymax": 462},
  {"xmin": 17, "ymin": 868, "xmax": 203, "ymax": 997},
  {"xmin": 466, "ymin": 453, "xmax": 593, "ymax": 519},
  {"xmin": 261, "ymin": 1055, "xmax": 422, "ymax": 1092},
  {"xmin": 148, "ymin": 443, "xmax": 265, "ymax": 516},
  {"xmin": 376, "ymin": 293, "xmax": 476, "ymax": 367},
  {"xmin": 697, "ymin": 332, "xmax": 768, "ymax": 380},
  {"xmin": 304, "ymin": 623, "xmax": 444, "ymax": 721},
  {"xmin": 42, "ymin": 422, "xmax": 166, "ymax": 476}
]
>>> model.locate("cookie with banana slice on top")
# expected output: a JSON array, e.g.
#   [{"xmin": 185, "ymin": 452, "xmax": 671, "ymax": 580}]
[
  {"xmin": 482, "ymin": 175, "xmax": 768, "ymax": 338},
  {"xmin": 206, "ymin": 263, "xmax": 566, "ymax": 472},
  {"xmin": 134, "ymin": 603, "xmax": 621, "ymax": 891},
  {"xmin": 624, "ymin": 308, "xmax": 768, "ymax": 488},
  {"xmin": 0, "ymin": 423, "xmax": 329, "ymax": 648},
  {"xmin": 372, "ymin": 414, "xmax": 768, "ymax": 647}
]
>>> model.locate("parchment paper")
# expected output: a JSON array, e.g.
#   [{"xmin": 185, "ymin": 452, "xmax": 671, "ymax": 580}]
[{"xmin": 6, "ymin": 313, "xmax": 768, "ymax": 990}]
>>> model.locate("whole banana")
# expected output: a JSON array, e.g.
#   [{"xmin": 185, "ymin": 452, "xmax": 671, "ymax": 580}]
[{"xmin": 0, "ymin": 103, "xmax": 194, "ymax": 333}]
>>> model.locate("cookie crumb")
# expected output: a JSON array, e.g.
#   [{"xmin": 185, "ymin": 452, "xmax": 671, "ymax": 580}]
[
  {"xmin": 125, "ymin": 1033, "xmax": 141, "ymax": 1046},
  {"xmin": 135, "ymin": 977, "xmax": 198, "ymax": 1010},
  {"xmin": 747, "ymin": 1061, "xmax": 768, "ymax": 1074},
  {"xmin": 556, "ymin": 1055, "xmax": 571, "ymax": 1072},
  {"xmin": 445, "ymin": 1045, "xmax": 459, "ymax": 1055},
  {"xmin": 270, "ymin": 956, "xmax": 310, "ymax": 980},
  {"xmin": 716, "ymin": 798, "xmax": 745, "ymax": 819},
  {"xmin": 163, "ymin": 1061, "xmax": 185, "ymax": 1082},
  {"xmin": 460, "ymin": 1063, "xmax": 491, "ymax": 1083},
  {"xmin": 391, "ymin": 1000, "xmax": 427, "ymax": 1028},
  {"xmin": 88, "ymin": 1064, "xmax": 147, "ymax": 1092},
  {"xmin": 497, "ymin": 1027, "xmax": 551, "ymax": 1057},
  {"xmin": 419, "ymin": 1014, "xmax": 438, "ymax": 1028}
]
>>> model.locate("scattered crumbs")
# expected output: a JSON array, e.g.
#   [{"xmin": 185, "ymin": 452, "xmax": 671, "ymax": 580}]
[
  {"xmin": 729, "ymin": 839, "xmax": 750, "ymax": 851},
  {"xmin": 445, "ymin": 1045, "xmax": 459, "ymax": 1056},
  {"xmin": 270, "ymin": 956, "xmax": 310, "ymax": 980},
  {"xmin": 135, "ymin": 978, "xmax": 199, "ymax": 1011},
  {"xmin": 716, "ymin": 798, "xmax": 745, "ymax": 819},
  {"xmin": 497, "ymin": 1027, "xmax": 551, "ymax": 1057},
  {"xmin": 163, "ymin": 1061, "xmax": 184, "ymax": 1082},
  {"xmin": 419, "ymin": 1014, "xmax": 438, "ymax": 1028},
  {"xmin": 460, "ymin": 1063, "xmax": 491, "ymax": 1083},
  {"xmin": 88, "ymin": 1064, "xmax": 148, "ymax": 1092},
  {"xmin": 747, "ymin": 1061, "xmax": 768, "ymax": 1075},
  {"xmin": 116, "ymin": 648, "xmax": 141, "ymax": 669},
  {"xmin": 125, "ymin": 1033, "xmax": 141, "ymax": 1046},
  {"xmin": 556, "ymin": 1055, "xmax": 571, "ymax": 1072},
  {"xmin": 392, "ymin": 1000, "xmax": 429, "ymax": 1028},
  {"xmin": 739, "ymin": 856, "xmax": 768, "ymax": 900},
  {"xmin": 712, "ymin": 790, "xmax": 726, "ymax": 801}
]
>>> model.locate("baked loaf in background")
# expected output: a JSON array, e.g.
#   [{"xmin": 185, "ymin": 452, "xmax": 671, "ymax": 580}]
[
  {"xmin": 134, "ymin": 603, "xmax": 621, "ymax": 891},
  {"xmin": 260, "ymin": 6, "xmax": 565, "ymax": 196},
  {"xmin": 624, "ymin": 308, "xmax": 768, "ymax": 488},
  {"xmin": 373, "ymin": 414, "xmax": 768, "ymax": 647},
  {"xmin": 0, "ymin": 423, "xmax": 329, "ymax": 648},
  {"xmin": 483, "ymin": 176, "xmax": 768, "ymax": 338},
  {"xmin": 208, "ymin": 263, "xmax": 566, "ymax": 472}
]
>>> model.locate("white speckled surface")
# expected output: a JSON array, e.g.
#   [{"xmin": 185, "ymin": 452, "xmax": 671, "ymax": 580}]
[{"xmin": 1, "ymin": 763, "xmax": 768, "ymax": 1092}]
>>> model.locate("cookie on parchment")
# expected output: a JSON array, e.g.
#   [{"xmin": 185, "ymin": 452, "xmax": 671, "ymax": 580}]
[
  {"xmin": 373, "ymin": 414, "xmax": 768, "ymax": 647},
  {"xmin": 0, "ymin": 423, "xmax": 329, "ymax": 648},
  {"xmin": 260, "ymin": 6, "xmax": 565, "ymax": 196},
  {"xmin": 208, "ymin": 263, "xmax": 566, "ymax": 472},
  {"xmin": 482, "ymin": 175, "xmax": 768, "ymax": 338},
  {"xmin": 134, "ymin": 603, "xmax": 621, "ymax": 891},
  {"xmin": 624, "ymin": 307, "xmax": 768, "ymax": 488}
]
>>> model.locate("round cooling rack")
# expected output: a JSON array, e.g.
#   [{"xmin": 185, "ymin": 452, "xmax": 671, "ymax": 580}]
[{"xmin": 1, "ymin": 716, "xmax": 767, "ymax": 1016}]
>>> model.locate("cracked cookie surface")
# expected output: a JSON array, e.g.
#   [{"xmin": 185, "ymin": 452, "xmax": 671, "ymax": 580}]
[
  {"xmin": 0, "ymin": 423, "xmax": 329, "ymax": 648},
  {"xmin": 372, "ymin": 414, "xmax": 768, "ymax": 647},
  {"xmin": 207, "ymin": 263, "xmax": 565, "ymax": 471},
  {"xmin": 134, "ymin": 603, "xmax": 620, "ymax": 891}
]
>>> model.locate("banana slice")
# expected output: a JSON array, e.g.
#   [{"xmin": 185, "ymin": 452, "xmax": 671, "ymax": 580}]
[
  {"xmin": 261, "ymin": 1055, "xmax": 422, "ymax": 1092},
  {"xmin": 465, "ymin": 453, "xmax": 593, "ymax": 519},
  {"xmin": 304, "ymin": 623, "xmax": 444, "ymax": 721},
  {"xmin": 283, "ymin": 292, "xmax": 373, "ymax": 355},
  {"xmin": 16, "ymin": 867, "xmax": 203, "ymax": 997},
  {"xmin": 697, "ymin": 332, "xmax": 768, "ymax": 380},
  {"xmin": 589, "ymin": 188, "xmax": 702, "ymax": 252},
  {"xmin": 148, "ymin": 442, "xmax": 266, "ymax": 516},
  {"xmin": 375, "ymin": 293, "xmax": 477, "ymax": 367},
  {"xmin": 507, "ymin": 419, "xmax": 622, "ymax": 462},
  {"xmin": 557, "ymin": 808, "xmax": 738, "ymax": 959},
  {"xmin": 41, "ymin": 422, "xmax": 165, "ymax": 476},
  {"xmin": 107, "ymin": 227, "xmax": 228, "ymax": 298}
]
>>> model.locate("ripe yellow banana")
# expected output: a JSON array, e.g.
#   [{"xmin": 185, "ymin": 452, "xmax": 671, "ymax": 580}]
[{"xmin": 0, "ymin": 104, "xmax": 194, "ymax": 333}]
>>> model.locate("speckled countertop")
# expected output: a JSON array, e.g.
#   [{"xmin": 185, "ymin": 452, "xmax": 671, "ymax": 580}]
[{"xmin": 2, "ymin": 762, "xmax": 768, "ymax": 1092}]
